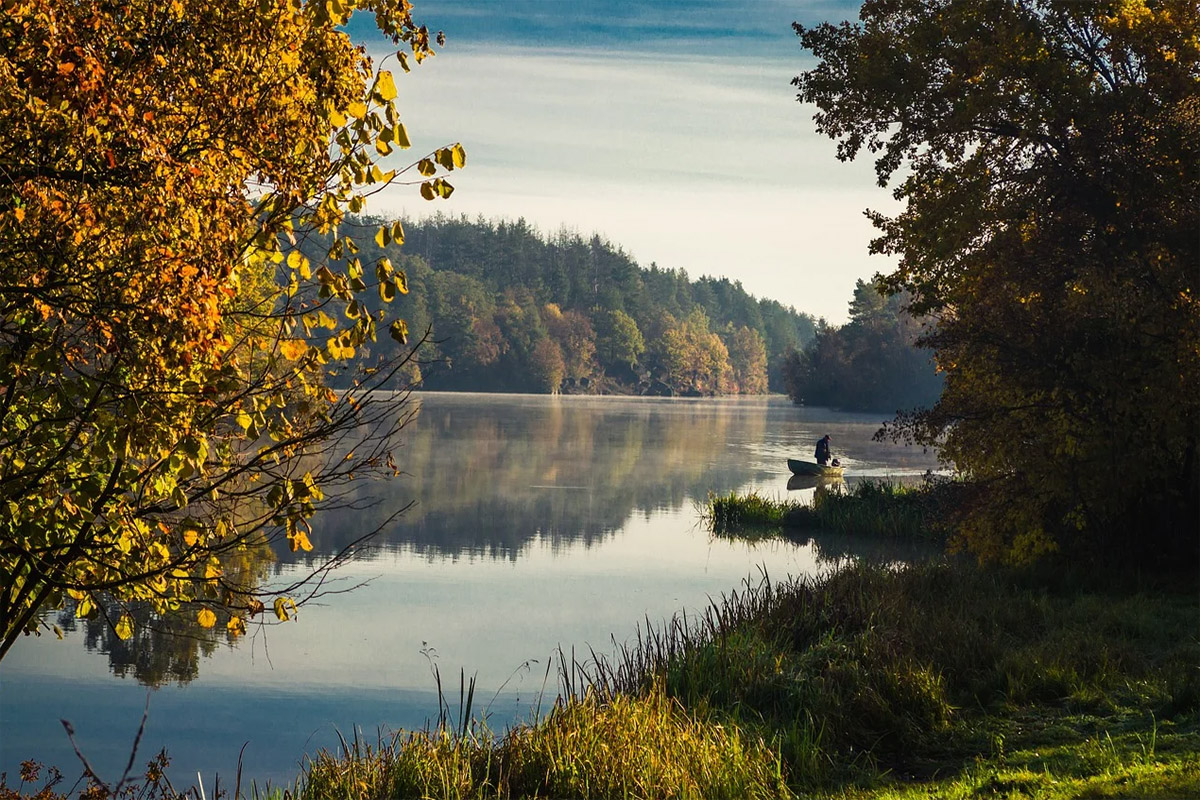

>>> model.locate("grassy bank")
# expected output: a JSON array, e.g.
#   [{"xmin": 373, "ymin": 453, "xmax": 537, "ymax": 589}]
[
  {"xmin": 9, "ymin": 484, "xmax": 1197, "ymax": 799},
  {"xmin": 286, "ymin": 559, "xmax": 1198, "ymax": 799},
  {"xmin": 706, "ymin": 479, "xmax": 954, "ymax": 541}
]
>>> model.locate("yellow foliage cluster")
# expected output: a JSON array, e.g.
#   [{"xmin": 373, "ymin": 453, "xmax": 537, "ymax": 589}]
[{"xmin": 0, "ymin": 0, "xmax": 463, "ymax": 658}]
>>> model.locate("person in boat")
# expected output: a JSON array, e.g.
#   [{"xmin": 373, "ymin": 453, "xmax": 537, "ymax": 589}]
[{"xmin": 815, "ymin": 434, "xmax": 832, "ymax": 466}]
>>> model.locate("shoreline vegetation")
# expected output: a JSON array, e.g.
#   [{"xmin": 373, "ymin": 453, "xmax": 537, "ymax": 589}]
[{"xmin": 9, "ymin": 484, "xmax": 1197, "ymax": 800}]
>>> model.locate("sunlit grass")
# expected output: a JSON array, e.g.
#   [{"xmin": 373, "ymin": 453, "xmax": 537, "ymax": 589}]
[{"xmin": 299, "ymin": 683, "xmax": 787, "ymax": 799}]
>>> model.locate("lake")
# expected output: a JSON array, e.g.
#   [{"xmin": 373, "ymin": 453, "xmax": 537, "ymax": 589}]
[{"xmin": 0, "ymin": 393, "xmax": 939, "ymax": 787}]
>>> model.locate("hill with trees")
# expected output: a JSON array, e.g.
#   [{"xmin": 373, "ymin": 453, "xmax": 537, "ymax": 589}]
[{"xmin": 307, "ymin": 215, "xmax": 817, "ymax": 395}]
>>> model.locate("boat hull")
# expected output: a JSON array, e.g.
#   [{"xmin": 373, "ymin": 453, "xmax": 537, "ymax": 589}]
[{"xmin": 787, "ymin": 458, "xmax": 845, "ymax": 478}]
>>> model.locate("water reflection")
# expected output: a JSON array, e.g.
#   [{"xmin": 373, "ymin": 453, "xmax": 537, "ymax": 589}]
[
  {"xmin": 58, "ymin": 601, "xmax": 228, "ymax": 687},
  {"xmin": 2, "ymin": 394, "xmax": 940, "ymax": 785},
  {"xmin": 785, "ymin": 474, "xmax": 845, "ymax": 492},
  {"xmin": 302, "ymin": 394, "xmax": 776, "ymax": 561}
]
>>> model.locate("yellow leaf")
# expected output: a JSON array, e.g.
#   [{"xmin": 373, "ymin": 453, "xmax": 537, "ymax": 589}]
[
  {"xmin": 390, "ymin": 319, "xmax": 409, "ymax": 344},
  {"xmin": 115, "ymin": 614, "xmax": 134, "ymax": 641},
  {"xmin": 274, "ymin": 596, "xmax": 297, "ymax": 621},
  {"xmin": 420, "ymin": 182, "xmax": 436, "ymax": 201},
  {"xmin": 394, "ymin": 124, "xmax": 411, "ymax": 149},
  {"xmin": 279, "ymin": 338, "xmax": 308, "ymax": 360},
  {"xmin": 451, "ymin": 143, "xmax": 467, "ymax": 168},
  {"xmin": 375, "ymin": 70, "xmax": 397, "ymax": 102},
  {"xmin": 227, "ymin": 615, "xmax": 246, "ymax": 636},
  {"xmin": 183, "ymin": 528, "xmax": 199, "ymax": 547},
  {"xmin": 417, "ymin": 158, "xmax": 436, "ymax": 177},
  {"xmin": 197, "ymin": 608, "xmax": 217, "ymax": 628}
]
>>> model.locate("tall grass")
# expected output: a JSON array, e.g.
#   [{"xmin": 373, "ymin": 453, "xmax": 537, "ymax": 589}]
[
  {"xmin": 300, "ymin": 681, "xmax": 787, "ymax": 799},
  {"xmin": 706, "ymin": 480, "xmax": 952, "ymax": 541}
]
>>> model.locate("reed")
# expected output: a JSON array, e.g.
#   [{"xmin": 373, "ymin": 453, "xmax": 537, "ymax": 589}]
[
  {"xmin": 299, "ymin": 682, "xmax": 787, "ymax": 799},
  {"xmin": 705, "ymin": 490, "xmax": 789, "ymax": 531},
  {"xmin": 707, "ymin": 480, "xmax": 952, "ymax": 541}
]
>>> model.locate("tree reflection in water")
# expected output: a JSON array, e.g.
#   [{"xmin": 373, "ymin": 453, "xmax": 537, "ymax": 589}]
[{"xmin": 58, "ymin": 535, "xmax": 276, "ymax": 686}]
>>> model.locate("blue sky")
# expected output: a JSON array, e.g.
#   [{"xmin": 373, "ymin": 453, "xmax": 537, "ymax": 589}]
[{"xmin": 352, "ymin": 0, "xmax": 887, "ymax": 323}]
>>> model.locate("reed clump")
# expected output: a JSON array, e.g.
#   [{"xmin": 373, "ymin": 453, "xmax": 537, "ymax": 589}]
[
  {"xmin": 706, "ymin": 490, "xmax": 789, "ymax": 531},
  {"xmin": 300, "ymin": 683, "xmax": 786, "ymax": 800},
  {"xmin": 707, "ymin": 479, "xmax": 955, "ymax": 541}
]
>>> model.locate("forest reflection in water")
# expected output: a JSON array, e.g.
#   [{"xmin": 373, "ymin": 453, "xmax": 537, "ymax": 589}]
[{"xmin": 2, "ymin": 393, "xmax": 939, "ymax": 783}]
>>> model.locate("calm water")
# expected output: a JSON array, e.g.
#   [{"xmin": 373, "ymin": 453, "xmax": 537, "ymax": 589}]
[{"xmin": 0, "ymin": 393, "xmax": 939, "ymax": 786}]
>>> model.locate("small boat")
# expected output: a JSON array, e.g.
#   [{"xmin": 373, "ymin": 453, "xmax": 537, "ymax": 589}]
[{"xmin": 787, "ymin": 458, "xmax": 845, "ymax": 478}]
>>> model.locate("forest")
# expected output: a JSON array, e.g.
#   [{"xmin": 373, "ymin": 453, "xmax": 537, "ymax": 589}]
[
  {"xmin": 302, "ymin": 215, "xmax": 818, "ymax": 395},
  {"xmin": 781, "ymin": 280, "xmax": 943, "ymax": 413}
]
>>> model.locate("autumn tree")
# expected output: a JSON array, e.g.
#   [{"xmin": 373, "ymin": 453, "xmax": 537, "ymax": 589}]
[
  {"xmin": 542, "ymin": 303, "xmax": 597, "ymax": 382},
  {"xmin": 0, "ymin": 0, "xmax": 465, "ymax": 659},
  {"xmin": 654, "ymin": 309, "xmax": 732, "ymax": 396},
  {"xmin": 595, "ymin": 308, "xmax": 646, "ymax": 383},
  {"xmin": 725, "ymin": 326, "xmax": 769, "ymax": 395},
  {"xmin": 795, "ymin": 0, "xmax": 1199, "ymax": 562},
  {"xmin": 529, "ymin": 338, "xmax": 566, "ymax": 393}
]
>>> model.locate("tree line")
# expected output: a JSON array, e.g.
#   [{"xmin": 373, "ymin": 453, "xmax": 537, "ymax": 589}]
[
  {"xmin": 782, "ymin": 280, "xmax": 943, "ymax": 413},
  {"xmin": 309, "ymin": 215, "xmax": 818, "ymax": 396}
]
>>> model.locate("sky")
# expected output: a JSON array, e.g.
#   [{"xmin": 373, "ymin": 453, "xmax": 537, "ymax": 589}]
[{"xmin": 351, "ymin": 0, "xmax": 890, "ymax": 324}]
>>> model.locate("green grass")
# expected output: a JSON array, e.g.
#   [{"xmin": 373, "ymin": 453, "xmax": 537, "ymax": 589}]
[
  {"xmin": 299, "ymin": 684, "xmax": 787, "ymax": 799},
  {"xmin": 706, "ymin": 480, "xmax": 953, "ymax": 541},
  {"xmin": 705, "ymin": 490, "xmax": 790, "ymax": 530}
]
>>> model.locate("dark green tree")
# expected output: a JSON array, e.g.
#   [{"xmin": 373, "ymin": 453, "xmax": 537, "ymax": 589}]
[
  {"xmin": 784, "ymin": 281, "xmax": 942, "ymax": 413},
  {"xmin": 795, "ymin": 0, "xmax": 1199, "ymax": 562}
]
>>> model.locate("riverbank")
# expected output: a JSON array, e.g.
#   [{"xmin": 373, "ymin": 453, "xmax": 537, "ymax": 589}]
[
  {"xmin": 291, "ymin": 556, "xmax": 1198, "ymax": 799},
  {"xmin": 8, "ymin": 489, "xmax": 1197, "ymax": 799}
]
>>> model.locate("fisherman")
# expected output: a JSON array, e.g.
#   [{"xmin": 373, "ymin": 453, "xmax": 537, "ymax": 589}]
[{"xmin": 815, "ymin": 434, "xmax": 832, "ymax": 466}]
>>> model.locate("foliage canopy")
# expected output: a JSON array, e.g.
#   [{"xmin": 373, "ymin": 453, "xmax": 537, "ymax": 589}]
[
  {"xmin": 0, "ymin": 0, "xmax": 463, "ymax": 659},
  {"xmin": 795, "ymin": 0, "xmax": 1199, "ymax": 561}
]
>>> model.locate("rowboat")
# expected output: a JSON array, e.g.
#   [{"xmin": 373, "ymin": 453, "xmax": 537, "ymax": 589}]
[{"xmin": 787, "ymin": 458, "xmax": 845, "ymax": 478}]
